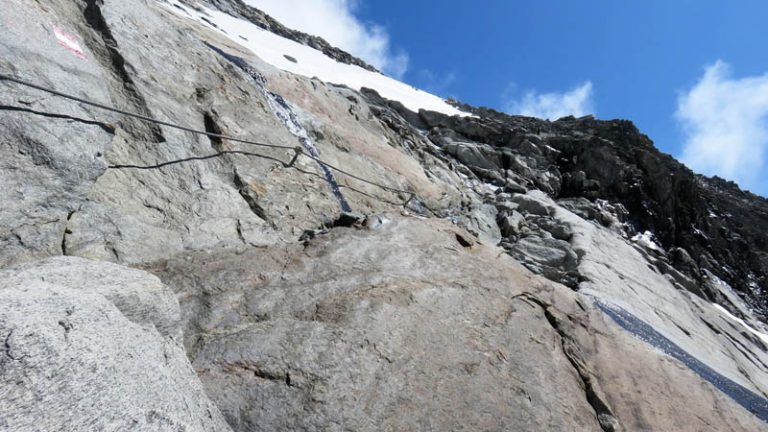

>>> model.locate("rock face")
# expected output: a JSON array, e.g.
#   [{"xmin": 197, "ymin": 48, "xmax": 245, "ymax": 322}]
[
  {"xmin": 0, "ymin": 257, "xmax": 231, "ymax": 432},
  {"xmin": 149, "ymin": 215, "xmax": 767, "ymax": 432},
  {"xmin": 424, "ymin": 100, "xmax": 768, "ymax": 318},
  {"xmin": 2, "ymin": 0, "xmax": 768, "ymax": 431}
]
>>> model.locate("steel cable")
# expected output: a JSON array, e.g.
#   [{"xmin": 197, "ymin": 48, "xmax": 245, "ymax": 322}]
[{"xmin": 0, "ymin": 73, "xmax": 416, "ymax": 201}]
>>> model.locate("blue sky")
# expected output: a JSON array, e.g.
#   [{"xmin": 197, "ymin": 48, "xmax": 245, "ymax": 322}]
[{"xmin": 247, "ymin": 0, "xmax": 768, "ymax": 196}]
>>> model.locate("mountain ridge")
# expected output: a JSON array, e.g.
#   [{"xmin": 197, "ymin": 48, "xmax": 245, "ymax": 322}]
[
  {"xmin": 197, "ymin": 0, "xmax": 380, "ymax": 72},
  {"xmin": 371, "ymin": 88, "xmax": 768, "ymax": 319}
]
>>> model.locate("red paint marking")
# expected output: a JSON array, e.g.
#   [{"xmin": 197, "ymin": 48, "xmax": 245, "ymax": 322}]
[{"xmin": 53, "ymin": 26, "xmax": 86, "ymax": 59}]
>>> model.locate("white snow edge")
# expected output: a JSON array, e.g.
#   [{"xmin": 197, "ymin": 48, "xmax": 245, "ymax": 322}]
[
  {"xmin": 161, "ymin": 0, "xmax": 469, "ymax": 117},
  {"xmin": 713, "ymin": 303, "xmax": 768, "ymax": 345},
  {"xmin": 631, "ymin": 230, "xmax": 662, "ymax": 252}
]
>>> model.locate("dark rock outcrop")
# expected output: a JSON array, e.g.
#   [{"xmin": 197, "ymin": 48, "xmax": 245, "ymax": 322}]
[{"xmin": 368, "ymin": 92, "xmax": 768, "ymax": 320}]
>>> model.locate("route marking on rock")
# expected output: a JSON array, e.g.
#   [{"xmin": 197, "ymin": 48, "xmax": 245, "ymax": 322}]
[{"xmin": 53, "ymin": 26, "xmax": 85, "ymax": 59}]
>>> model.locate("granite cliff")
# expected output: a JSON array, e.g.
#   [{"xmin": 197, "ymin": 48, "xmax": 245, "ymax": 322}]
[{"xmin": 2, "ymin": 1, "xmax": 768, "ymax": 431}]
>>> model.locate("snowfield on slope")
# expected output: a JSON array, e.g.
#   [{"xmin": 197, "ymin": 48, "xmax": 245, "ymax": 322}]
[
  {"xmin": 161, "ymin": 0, "xmax": 468, "ymax": 117},
  {"xmin": 713, "ymin": 303, "xmax": 768, "ymax": 345}
]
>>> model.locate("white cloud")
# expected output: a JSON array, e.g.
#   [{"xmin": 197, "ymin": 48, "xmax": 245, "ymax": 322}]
[
  {"xmin": 416, "ymin": 69, "xmax": 456, "ymax": 96},
  {"xmin": 505, "ymin": 81, "xmax": 594, "ymax": 120},
  {"xmin": 244, "ymin": 0, "xmax": 408, "ymax": 78},
  {"xmin": 677, "ymin": 61, "xmax": 768, "ymax": 191}
]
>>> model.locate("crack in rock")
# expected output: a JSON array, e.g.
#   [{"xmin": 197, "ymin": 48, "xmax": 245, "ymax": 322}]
[
  {"xmin": 224, "ymin": 361, "xmax": 294, "ymax": 388},
  {"xmin": 0, "ymin": 104, "xmax": 116, "ymax": 133},
  {"xmin": 516, "ymin": 294, "xmax": 621, "ymax": 432},
  {"xmin": 233, "ymin": 170, "xmax": 271, "ymax": 224},
  {"xmin": 4, "ymin": 330, "xmax": 26, "ymax": 362},
  {"xmin": 82, "ymin": 0, "xmax": 166, "ymax": 143}
]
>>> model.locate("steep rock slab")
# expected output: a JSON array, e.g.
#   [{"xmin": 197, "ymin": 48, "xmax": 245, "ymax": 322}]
[
  {"xmin": 152, "ymin": 216, "xmax": 603, "ymax": 431},
  {"xmin": 0, "ymin": 257, "xmax": 231, "ymax": 432},
  {"xmin": 1, "ymin": 0, "xmax": 466, "ymax": 268},
  {"xmin": 0, "ymin": 0, "xmax": 116, "ymax": 267},
  {"xmin": 151, "ymin": 215, "xmax": 767, "ymax": 431},
  {"xmin": 539, "ymin": 286, "xmax": 768, "ymax": 432},
  {"xmin": 512, "ymin": 190, "xmax": 768, "ymax": 398}
]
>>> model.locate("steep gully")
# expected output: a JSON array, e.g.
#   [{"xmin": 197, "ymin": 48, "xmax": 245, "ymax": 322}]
[
  {"xmin": 206, "ymin": 43, "xmax": 352, "ymax": 212},
  {"xmin": 82, "ymin": 0, "xmax": 166, "ymax": 143}
]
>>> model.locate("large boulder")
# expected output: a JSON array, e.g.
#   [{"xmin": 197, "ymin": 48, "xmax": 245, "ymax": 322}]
[{"xmin": 0, "ymin": 257, "xmax": 231, "ymax": 432}]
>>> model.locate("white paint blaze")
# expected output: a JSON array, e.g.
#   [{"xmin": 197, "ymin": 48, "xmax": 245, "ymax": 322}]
[{"xmin": 53, "ymin": 26, "xmax": 85, "ymax": 59}]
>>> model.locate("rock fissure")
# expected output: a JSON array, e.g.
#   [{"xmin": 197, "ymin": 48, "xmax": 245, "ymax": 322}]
[
  {"xmin": 81, "ymin": 0, "xmax": 166, "ymax": 143},
  {"xmin": 3, "ymin": 331, "xmax": 14, "ymax": 360},
  {"xmin": 58, "ymin": 318, "xmax": 73, "ymax": 341},
  {"xmin": 3, "ymin": 330, "xmax": 25, "ymax": 362},
  {"xmin": 203, "ymin": 111, "xmax": 224, "ymax": 151},
  {"xmin": 60, "ymin": 210, "xmax": 76, "ymax": 256},
  {"xmin": 0, "ymin": 104, "xmax": 116, "ymax": 133},
  {"xmin": 225, "ymin": 361, "xmax": 297, "ymax": 388},
  {"xmin": 366, "ymin": 339, "xmax": 394, "ymax": 364},
  {"xmin": 233, "ymin": 170, "xmax": 270, "ymax": 224},
  {"xmin": 515, "ymin": 295, "xmax": 620, "ymax": 432}
]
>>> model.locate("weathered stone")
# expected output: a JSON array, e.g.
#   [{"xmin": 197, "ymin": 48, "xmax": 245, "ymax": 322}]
[
  {"xmin": 538, "ymin": 218, "xmax": 574, "ymax": 241},
  {"xmin": 2, "ymin": 1, "xmax": 768, "ymax": 430},
  {"xmin": 1, "ymin": 256, "xmax": 181, "ymax": 339},
  {"xmin": 151, "ymin": 216, "xmax": 609, "ymax": 431},
  {"xmin": 443, "ymin": 140, "xmax": 501, "ymax": 171},
  {"xmin": 499, "ymin": 210, "xmax": 526, "ymax": 237},
  {"xmin": 512, "ymin": 192, "xmax": 553, "ymax": 216},
  {"xmin": 0, "ymin": 257, "xmax": 231, "ymax": 432},
  {"xmin": 504, "ymin": 178, "xmax": 528, "ymax": 193},
  {"xmin": 511, "ymin": 236, "xmax": 578, "ymax": 269}
]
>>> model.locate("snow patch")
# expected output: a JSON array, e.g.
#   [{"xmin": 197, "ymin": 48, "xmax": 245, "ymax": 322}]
[
  {"xmin": 160, "ymin": 0, "xmax": 468, "ymax": 117},
  {"xmin": 631, "ymin": 230, "xmax": 662, "ymax": 252},
  {"xmin": 713, "ymin": 303, "xmax": 768, "ymax": 345}
]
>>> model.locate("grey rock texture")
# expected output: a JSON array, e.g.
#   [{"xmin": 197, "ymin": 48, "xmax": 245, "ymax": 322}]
[
  {"xmin": 2, "ymin": 0, "xmax": 768, "ymax": 430},
  {"xmin": 0, "ymin": 0, "xmax": 461, "ymax": 267},
  {"xmin": 0, "ymin": 257, "xmax": 231, "ymax": 432},
  {"xmin": 149, "ymin": 215, "xmax": 767, "ymax": 432},
  {"xmin": 0, "ymin": 0, "xmax": 115, "ymax": 267}
]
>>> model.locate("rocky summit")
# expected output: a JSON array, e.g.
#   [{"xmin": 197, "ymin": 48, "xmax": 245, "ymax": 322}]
[{"xmin": 2, "ymin": 1, "xmax": 768, "ymax": 431}]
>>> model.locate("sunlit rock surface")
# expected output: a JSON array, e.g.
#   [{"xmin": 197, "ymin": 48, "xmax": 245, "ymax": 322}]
[{"xmin": 1, "ymin": 0, "xmax": 768, "ymax": 431}]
